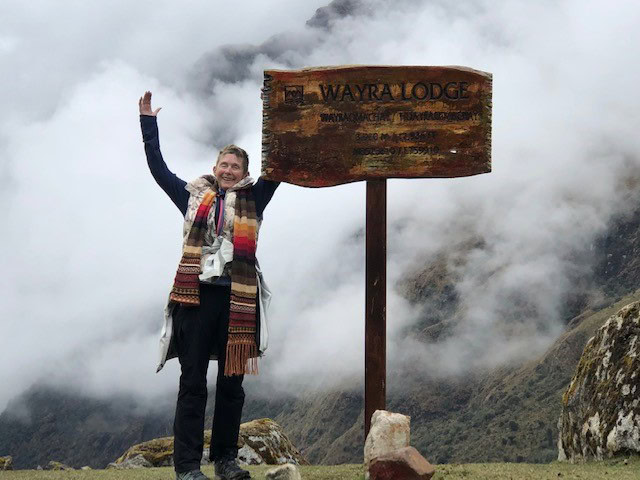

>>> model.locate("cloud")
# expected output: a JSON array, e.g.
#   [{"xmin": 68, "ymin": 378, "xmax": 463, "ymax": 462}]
[{"xmin": 2, "ymin": 0, "xmax": 640, "ymax": 412}]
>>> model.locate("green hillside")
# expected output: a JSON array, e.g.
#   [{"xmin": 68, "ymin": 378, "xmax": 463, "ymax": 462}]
[{"xmin": 2, "ymin": 459, "xmax": 640, "ymax": 480}]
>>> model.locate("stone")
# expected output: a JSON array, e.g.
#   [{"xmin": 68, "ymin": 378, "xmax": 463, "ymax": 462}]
[
  {"xmin": 0, "ymin": 456, "xmax": 13, "ymax": 471},
  {"xmin": 364, "ymin": 410, "xmax": 410, "ymax": 477},
  {"xmin": 81, "ymin": 466, "xmax": 92, "ymax": 470},
  {"xmin": 107, "ymin": 454, "xmax": 153, "ymax": 469},
  {"xmin": 265, "ymin": 463, "xmax": 302, "ymax": 480},
  {"xmin": 44, "ymin": 460, "xmax": 74, "ymax": 470},
  {"xmin": 239, "ymin": 418, "xmax": 308, "ymax": 465},
  {"xmin": 369, "ymin": 446, "xmax": 435, "ymax": 480},
  {"xmin": 201, "ymin": 448, "xmax": 212, "ymax": 465},
  {"xmin": 111, "ymin": 418, "xmax": 307, "ymax": 468},
  {"xmin": 558, "ymin": 301, "xmax": 640, "ymax": 462}
]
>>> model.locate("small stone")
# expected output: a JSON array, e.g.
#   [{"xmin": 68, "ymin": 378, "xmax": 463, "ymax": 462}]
[
  {"xmin": 0, "ymin": 456, "xmax": 13, "ymax": 471},
  {"xmin": 624, "ymin": 459, "xmax": 629, "ymax": 465},
  {"xmin": 369, "ymin": 446, "xmax": 435, "ymax": 480},
  {"xmin": 81, "ymin": 466, "xmax": 92, "ymax": 470},
  {"xmin": 265, "ymin": 463, "xmax": 302, "ymax": 480},
  {"xmin": 364, "ymin": 410, "xmax": 411, "ymax": 477},
  {"xmin": 201, "ymin": 448, "xmax": 213, "ymax": 465},
  {"xmin": 107, "ymin": 454, "xmax": 153, "ymax": 469},
  {"xmin": 44, "ymin": 461, "xmax": 74, "ymax": 470}
]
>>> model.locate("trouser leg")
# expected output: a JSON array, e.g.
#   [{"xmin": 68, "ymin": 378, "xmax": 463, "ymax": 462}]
[
  {"xmin": 210, "ymin": 287, "xmax": 245, "ymax": 461},
  {"xmin": 211, "ymin": 346, "xmax": 245, "ymax": 461},
  {"xmin": 173, "ymin": 285, "xmax": 226, "ymax": 473}
]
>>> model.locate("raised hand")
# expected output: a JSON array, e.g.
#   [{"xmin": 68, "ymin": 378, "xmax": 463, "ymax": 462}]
[{"xmin": 139, "ymin": 91, "xmax": 162, "ymax": 116}]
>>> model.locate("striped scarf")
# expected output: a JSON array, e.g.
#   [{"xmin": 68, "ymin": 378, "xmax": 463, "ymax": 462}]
[{"xmin": 170, "ymin": 186, "xmax": 259, "ymax": 376}]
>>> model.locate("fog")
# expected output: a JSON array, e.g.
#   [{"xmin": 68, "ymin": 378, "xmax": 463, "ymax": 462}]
[{"xmin": 2, "ymin": 0, "xmax": 640, "ymax": 412}]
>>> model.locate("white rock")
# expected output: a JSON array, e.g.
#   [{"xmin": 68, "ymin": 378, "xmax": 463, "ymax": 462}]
[
  {"xmin": 265, "ymin": 463, "xmax": 301, "ymax": 480},
  {"xmin": 238, "ymin": 443, "xmax": 264, "ymax": 465},
  {"xmin": 364, "ymin": 410, "xmax": 411, "ymax": 479}
]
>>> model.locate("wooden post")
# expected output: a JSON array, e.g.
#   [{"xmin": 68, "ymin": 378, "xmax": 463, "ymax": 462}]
[
  {"xmin": 365, "ymin": 179, "xmax": 387, "ymax": 437},
  {"xmin": 261, "ymin": 65, "xmax": 493, "ymax": 441}
]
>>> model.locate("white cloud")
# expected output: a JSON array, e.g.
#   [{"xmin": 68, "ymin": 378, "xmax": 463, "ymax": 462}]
[{"xmin": 2, "ymin": 0, "xmax": 640, "ymax": 411}]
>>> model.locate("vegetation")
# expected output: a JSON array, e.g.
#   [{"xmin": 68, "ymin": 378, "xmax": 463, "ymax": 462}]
[{"xmin": 3, "ymin": 458, "xmax": 640, "ymax": 480}]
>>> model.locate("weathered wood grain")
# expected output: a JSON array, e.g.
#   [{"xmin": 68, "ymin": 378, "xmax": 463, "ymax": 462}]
[{"xmin": 262, "ymin": 65, "xmax": 492, "ymax": 187}]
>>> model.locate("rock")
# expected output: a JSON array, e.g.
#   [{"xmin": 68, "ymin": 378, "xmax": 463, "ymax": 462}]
[
  {"xmin": 81, "ymin": 466, "xmax": 92, "ymax": 470},
  {"xmin": 239, "ymin": 418, "xmax": 308, "ymax": 465},
  {"xmin": 112, "ymin": 418, "xmax": 308, "ymax": 468},
  {"xmin": 369, "ymin": 446, "xmax": 435, "ymax": 480},
  {"xmin": 558, "ymin": 301, "xmax": 640, "ymax": 462},
  {"xmin": 107, "ymin": 454, "xmax": 153, "ymax": 469},
  {"xmin": 364, "ymin": 410, "xmax": 410, "ymax": 477},
  {"xmin": 113, "ymin": 435, "xmax": 174, "ymax": 467},
  {"xmin": 201, "ymin": 447, "xmax": 212, "ymax": 465},
  {"xmin": 44, "ymin": 461, "xmax": 74, "ymax": 470},
  {"xmin": 0, "ymin": 456, "xmax": 13, "ymax": 471},
  {"xmin": 265, "ymin": 463, "xmax": 302, "ymax": 480}
]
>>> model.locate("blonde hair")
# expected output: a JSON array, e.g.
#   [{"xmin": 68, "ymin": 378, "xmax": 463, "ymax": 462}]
[{"xmin": 216, "ymin": 145, "xmax": 249, "ymax": 174}]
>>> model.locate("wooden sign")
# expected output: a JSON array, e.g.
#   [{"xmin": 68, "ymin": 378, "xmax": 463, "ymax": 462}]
[{"xmin": 261, "ymin": 65, "xmax": 492, "ymax": 187}]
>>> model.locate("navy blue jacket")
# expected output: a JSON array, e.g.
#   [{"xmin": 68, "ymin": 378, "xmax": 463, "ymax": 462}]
[{"xmin": 140, "ymin": 115, "xmax": 279, "ymax": 219}]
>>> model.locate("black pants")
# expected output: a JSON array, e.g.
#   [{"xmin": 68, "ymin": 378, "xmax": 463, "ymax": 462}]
[{"xmin": 173, "ymin": 284, "xmax": 245, "ymax": 473}]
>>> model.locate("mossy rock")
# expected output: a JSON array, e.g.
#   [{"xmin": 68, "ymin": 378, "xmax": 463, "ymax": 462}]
[
  {"xmin": 238, "ymin": 418, "xmax": 309, "ymax": 465},
  {"xmin": 114, "ymin": 436, "xmax": 174, "ymax": 467},
  {"xmin": 113, "ymin": 418, "xmax": 307, "ymax": 467},
  {"xmin": 558, "ymin": 301, "xmax": 640, "ymax": 461}
]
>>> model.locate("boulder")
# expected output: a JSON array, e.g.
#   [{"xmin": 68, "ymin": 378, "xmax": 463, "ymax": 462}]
[
  {"xmin": 558, "ymin": 301, "xmax": 640, "ymax": 461},
  {"xmin": 113, "ymin": 435, "xmax": 174, "ymax": 467},
  {"xmin": 364, "ymin": 410, "xmax": 410, "ymax": 477},
  {"xmin": 369, "ymin": 446, "xmax": 435, "ymax": 480},
  {"xmin": 112, "ymin": 418, "xmax": 307, "ymax": 468},
  {"xmin": 0, "ymin": 456, "xmax": 13, "ymax": 471},
  {"xmin": 238, "ymin": 418, "xmax": 308, "ymax": 465},
  {"xmin": 44, "ymin": 461, "xmax": 73, "ymax": 470},
  {"xmin": 265, "ymin": 463, "xmax": 302, "ymax": 480}
]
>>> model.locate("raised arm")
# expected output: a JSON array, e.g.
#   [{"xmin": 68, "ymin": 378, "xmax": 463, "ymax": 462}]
[
  {"xmin": 253, "ymin": 178, "xmax": 280, "ymax": 218},
  {"xmin": 139, "ymin": 91, "xmax": 189, "ymax": 216}
]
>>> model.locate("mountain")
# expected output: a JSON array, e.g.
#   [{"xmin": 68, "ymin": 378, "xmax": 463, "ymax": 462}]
[
  {"xmin": 2, "ymin": 204, "xmax": 640, "ymax": 468},
  {"xmin": 0, "ymin": 389, "xmax": 173, "ymax": 469}
]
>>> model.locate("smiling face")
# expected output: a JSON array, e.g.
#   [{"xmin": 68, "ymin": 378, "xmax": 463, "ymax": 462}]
[{"xmin": 214, "ymin": 153, "xmax": 247, "ymax": 190}]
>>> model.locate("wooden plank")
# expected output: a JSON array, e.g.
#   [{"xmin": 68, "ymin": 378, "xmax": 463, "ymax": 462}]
[
  {"xmin": 365, "ymin": 179, "xmax": 387, "ymax": 436},
  {"xmin": 262, "ymin": 65, "xmax": 492, "ymax": 187}
]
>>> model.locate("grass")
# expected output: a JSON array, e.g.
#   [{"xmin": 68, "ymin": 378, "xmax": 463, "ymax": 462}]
[{"xmin": 2, "ymin": 458, "xmax": 640, "ymax": 480}]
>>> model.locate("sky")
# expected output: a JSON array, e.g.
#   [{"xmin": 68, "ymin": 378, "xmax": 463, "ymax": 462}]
[{"xmin": 2, "ymin": 0, "xmax": 640, "ymax": 413}]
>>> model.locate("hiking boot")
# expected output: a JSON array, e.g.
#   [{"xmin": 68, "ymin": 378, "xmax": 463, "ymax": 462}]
[
  {"xmin": 214, "ymin": 456, "xmax": 251, "ymax": 480},
  {"xmin": 176, "ymin": 469, "xmax": 210, "ymax": 480}
]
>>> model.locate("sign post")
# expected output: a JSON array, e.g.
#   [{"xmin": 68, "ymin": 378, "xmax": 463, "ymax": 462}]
[
  {"xmin": 365, "ymin": 178, "xmax": 386, "ymax": 435},
  {"xmin": 261, "ymin": 65, "xmax": 492, "ymax": 437}
]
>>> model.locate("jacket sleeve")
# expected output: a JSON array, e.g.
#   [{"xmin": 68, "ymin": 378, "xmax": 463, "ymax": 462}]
[
  {"xmin": 140, "ymin": 115, "xmax": 189, "ymax": 216},
  {"xmin": 253, "ymin": 177, "xmax": 280, "ymax": 218}
]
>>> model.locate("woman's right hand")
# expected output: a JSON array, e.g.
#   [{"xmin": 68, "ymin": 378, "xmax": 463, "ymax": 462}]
[{"xmin": 139, "ymin": 91, "xmax": 162, "ymax": 116}]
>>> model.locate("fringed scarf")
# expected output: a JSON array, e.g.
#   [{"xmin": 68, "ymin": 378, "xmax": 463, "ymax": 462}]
[{"xmin": 170, "ymin": 184, "xmax": 258, "ymax": 376}]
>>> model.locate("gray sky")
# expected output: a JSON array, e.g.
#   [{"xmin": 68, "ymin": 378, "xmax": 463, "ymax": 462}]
[{"xmin": 1, "ymin": 0, "xmax": 640, "ymax": 412}]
